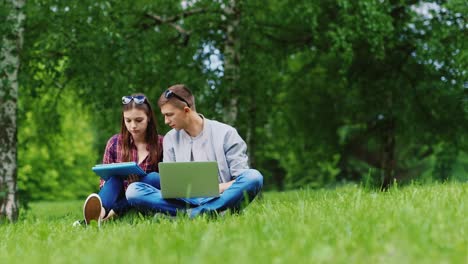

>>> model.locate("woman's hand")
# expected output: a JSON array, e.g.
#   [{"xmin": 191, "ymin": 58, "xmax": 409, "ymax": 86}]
[{"xmin": 127, "ymin": 174, "xmax": 140, "ymax": 183}]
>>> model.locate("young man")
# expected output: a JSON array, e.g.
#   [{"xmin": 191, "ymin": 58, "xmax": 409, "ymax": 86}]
[{"xmin": 126, "ymin": 84, "xmax": 263, "ymax": 218}]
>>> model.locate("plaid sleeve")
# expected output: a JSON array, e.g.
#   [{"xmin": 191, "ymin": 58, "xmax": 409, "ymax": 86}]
[
  {"xmin": 103, "ymin": 135, "xmax": 118, "ymax": 164},
  {"xmin": 99, "ymin": 135, "xmax": 119, "ymax": 189}
]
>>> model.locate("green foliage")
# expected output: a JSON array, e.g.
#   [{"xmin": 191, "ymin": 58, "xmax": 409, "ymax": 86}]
[
  {"xmin": 0, "ymin": 2, "xmax": 12, "ymax": 48},
  {"xmin": 433, "ymin": 142, "xmax": 459, "ymax": 181},
  {"xmin": 1, "ymin": 183, "xmax": 466, "ymax": 263},
  {"xmin": 259, "ymin": 0, "xmax": 468, "ymax": 187},
  {"xmin": 15, "ymin": 0, "xmax": 468, "ymax": 200},
  {"xmin": 18, "ymin": 90, "xmax": 98, "ymax": 202}
]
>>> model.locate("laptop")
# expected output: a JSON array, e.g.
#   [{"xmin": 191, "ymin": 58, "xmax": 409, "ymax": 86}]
[{"xmin": 158, "ymin": 161, "xmax": 220, "ymax": 199}]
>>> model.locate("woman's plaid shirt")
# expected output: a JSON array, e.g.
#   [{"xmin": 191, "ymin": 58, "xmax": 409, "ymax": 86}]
[{"xmin": 99, "ymin": 134, "xmax": 163, "ymax": 190}]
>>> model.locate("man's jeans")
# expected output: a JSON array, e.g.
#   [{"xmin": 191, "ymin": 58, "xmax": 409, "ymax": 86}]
[
  {"xmin": 125, "ymin": 169, "xmax": 263, "ymax": 218},
  {"xmin": 98, "ymin": 172, "xmax": 161, "ymax": 216}
]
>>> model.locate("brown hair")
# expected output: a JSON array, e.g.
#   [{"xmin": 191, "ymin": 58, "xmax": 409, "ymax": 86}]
[
  {"xmin": 120, "ymin": 93, "xmax": 161, "ymax": 166},
  {"xmin": 158, "ymin": 84, "xmax": 196, "ymax": 111}
]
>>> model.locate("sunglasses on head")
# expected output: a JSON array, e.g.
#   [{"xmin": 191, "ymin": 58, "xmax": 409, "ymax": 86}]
[
  {"xmin": 122, "ymin": 95, "xmax": 146, "ymax": 105},
  {"xmin": 164, "ymin": 90, "xmax": 190, "ymax": 108}
]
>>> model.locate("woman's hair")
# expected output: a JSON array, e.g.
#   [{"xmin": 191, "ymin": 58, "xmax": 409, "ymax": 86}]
[{"xmin": 120, "ymin": 93, "xmax": 161, "ymax": 166}]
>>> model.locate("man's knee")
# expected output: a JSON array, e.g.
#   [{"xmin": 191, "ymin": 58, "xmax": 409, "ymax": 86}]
[
  {"xmin": 125, "ymin": 182, "xmax": 145, "ymax": 204},
  {"xmin": 142, "ymin": 172, "xmax": 161, "ymax": 188},
  {"xmin": 245, "ymin": 169, "xmax": 263, "ymax": 189}
]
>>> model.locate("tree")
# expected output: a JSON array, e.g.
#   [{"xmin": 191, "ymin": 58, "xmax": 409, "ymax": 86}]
[
  {"xmin": 262, "ymin": 0, "xmax": 467, "ymax": 188},
  {"xmin": 0, "ymin": 0, "xmax": 25, "ymax": 222},
  {"xmin": 15, "ymin": 0, "xmax": 467, "ymax": 201}
]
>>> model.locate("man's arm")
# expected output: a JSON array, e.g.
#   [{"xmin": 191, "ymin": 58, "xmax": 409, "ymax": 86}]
[
  {"xmin": 162, "ymin": 135, "xmax": 176, "ymax": 162},
  {"xmin": 224, "ymin": 128, "xmax": 250, "ymax": 179},
  {"xmin": 219, "ymin": 180, "xmax": 234, "ymax": 193}
]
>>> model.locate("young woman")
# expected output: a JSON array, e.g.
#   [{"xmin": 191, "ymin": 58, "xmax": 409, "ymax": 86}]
[{"xmin": 76, "ymin": 93, "xmax": 163, "ymax": 226}]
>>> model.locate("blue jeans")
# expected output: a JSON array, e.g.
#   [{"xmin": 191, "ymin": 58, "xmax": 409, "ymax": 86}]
[
  {"xmin": 125, "ymin": 169, "xmax": 263, "ymax": 218},
  {"xmin": 98, "ymin": 172, "xmax": 160, "ymax": 216}
]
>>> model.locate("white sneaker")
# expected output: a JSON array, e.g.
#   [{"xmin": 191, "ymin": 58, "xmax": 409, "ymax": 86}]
[
  {"xmin": 83, "ymin": 193, "xmax": 102, "ymax": 227},
  {"xmin": 72, "ymin": 219, "xmax": 85, "ymax": 227}
]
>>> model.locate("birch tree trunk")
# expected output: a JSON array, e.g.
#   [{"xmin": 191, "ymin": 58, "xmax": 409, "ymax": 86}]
[
  {"xmin": 0, "ymin": 0, "xmax": 25, "ymax": 222},
  {"xmin": 222, "ymin": 0, "xmax": 241, "ymax": 126},
  {"xmin": 222, "ymin": 0, "xmax": 258, "ymax": 166}
]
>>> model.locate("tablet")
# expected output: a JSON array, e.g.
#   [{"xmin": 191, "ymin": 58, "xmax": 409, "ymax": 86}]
[{"xmin": 92, "ymin": 162, "xmax": 146, "ymax": 180}]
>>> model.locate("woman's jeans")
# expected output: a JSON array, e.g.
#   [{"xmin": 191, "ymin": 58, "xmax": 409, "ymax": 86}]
[
  {"xmin": 125, "ymin": 169, "xmax": 263, "ymax": 218},
  {"xmin": 98, "ymin": 172, "xmax": 160, "ymax": 216}
]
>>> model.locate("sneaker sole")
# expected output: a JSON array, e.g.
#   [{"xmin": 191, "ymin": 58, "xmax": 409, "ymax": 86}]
[{"xmin": 83, "ymin": 194, "xmax": 102, "ymax": 227}]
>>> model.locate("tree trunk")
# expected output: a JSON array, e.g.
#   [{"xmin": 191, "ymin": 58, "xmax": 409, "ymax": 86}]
[
  {"xmin": 245, "ymin": 94, "xmax": 257, "ymax": 167},
  {"xmin": 380, "ymin": 84, "xmax": 396, "ymax": 191},
  {"xmin": 0, "ymin": 0, "xmax": 25, "ymax": 222},
  {"xmin": 222, "ymin": 0, "xmax": 241, "ymax": 126},
  {"xmin": 380, "ymin": 118, "xmax": 396, "ymax": 189},
  {"xmin": 222, "ymin": 0, "xmax": 258, "ymax": 168}
]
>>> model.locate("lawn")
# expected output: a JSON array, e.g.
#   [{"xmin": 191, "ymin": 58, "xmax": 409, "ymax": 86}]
[{"xmin": 1, "ymin": 183, "xmax": 466, "ymax": 264}]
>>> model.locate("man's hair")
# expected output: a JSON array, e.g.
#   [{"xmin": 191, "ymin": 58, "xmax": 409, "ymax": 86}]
[{"xmin": 158, "ymin": 84, "xmax": 196, "ymax": 111}]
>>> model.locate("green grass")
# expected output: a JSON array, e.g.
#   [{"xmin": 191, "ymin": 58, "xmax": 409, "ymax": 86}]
[{"xmin": 1, "ymin": 183, "xmax": 466, "ymax": 264}]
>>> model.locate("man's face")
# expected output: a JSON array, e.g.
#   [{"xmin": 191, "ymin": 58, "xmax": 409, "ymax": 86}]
[{"xmin": 160, "ymin": 103, "xmax": 186, "ymax": 130}]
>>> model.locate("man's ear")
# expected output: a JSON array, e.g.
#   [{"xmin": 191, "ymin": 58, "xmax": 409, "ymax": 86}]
[{"xmin": 184, "ymin": 107, "xmax": 190, "ymax": 113}]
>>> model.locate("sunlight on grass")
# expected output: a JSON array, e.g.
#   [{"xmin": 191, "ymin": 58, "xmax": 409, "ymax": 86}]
[{"xmin": 1, "ymin": 183, "xmax": 466, "ymax": 264}]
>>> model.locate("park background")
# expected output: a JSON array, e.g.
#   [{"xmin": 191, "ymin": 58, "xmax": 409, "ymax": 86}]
[
  {"xmin": 1, "ymin": 1, "xmax": 467, "ymax": 206},
  {"xmin": 1, "ymin": 1, "xmax": 467, "ymax": 263},
  {"xmin": 6, "ymin": 0, "xmax": 468, "ymax": 202}
]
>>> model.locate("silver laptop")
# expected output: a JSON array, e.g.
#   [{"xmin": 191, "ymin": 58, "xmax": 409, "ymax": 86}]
[{"xmin": 158, "ymin": 161, "xmax": 220, "ymax": 199}]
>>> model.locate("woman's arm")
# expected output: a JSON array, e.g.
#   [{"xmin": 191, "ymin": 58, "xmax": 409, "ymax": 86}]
[{"xmin": 99, "ymin": 135, "xmax": 119, "ymax": 188}]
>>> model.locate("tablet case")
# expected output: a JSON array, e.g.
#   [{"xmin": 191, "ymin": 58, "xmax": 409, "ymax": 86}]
[{"xmin": 92, "ymin": 162, "xmax": 146, "ymax": 180}]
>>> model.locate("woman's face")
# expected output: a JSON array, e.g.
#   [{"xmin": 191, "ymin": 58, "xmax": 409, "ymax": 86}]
[{"xmin": 123, "ymin": 108, "xmax": 149, "ymax": 139}]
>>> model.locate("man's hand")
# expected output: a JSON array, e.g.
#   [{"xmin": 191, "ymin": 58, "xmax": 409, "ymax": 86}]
[
  {"xmin": 219, "ymin": 180, "xmax": 234, "ymax": 194},
  {"xmin": 127, "ymin": 174, "xmax": 140, "ymax": 183}
]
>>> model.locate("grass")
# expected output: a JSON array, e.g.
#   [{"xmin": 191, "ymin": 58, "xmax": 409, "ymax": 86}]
[{"xmin": 1, "ymin": 182, "xmax": 466, "ymax": 264}]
